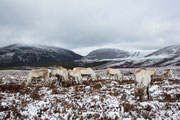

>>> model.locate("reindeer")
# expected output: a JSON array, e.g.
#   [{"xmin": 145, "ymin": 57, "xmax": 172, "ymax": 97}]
[
  {"xmin": 161, "ymin": 69, "xmax": 173, "ymax": 80},
  {"xmin": 26, "ymin": 69, "xmax": 51, "ymax": 86},
  {"xmin": 106, "ymin": 68, "xmax": 123, "ymax": 82},
  {"xmin": 134, "ymin": 68, "xmax": 155, "ymax": 100},
  {"xmin": 73, "ymin": 67, "xmax": 98, "ymax": 81},
  {"xmin": 51, "ymin": 66, "xmax": 69, "ymax": 85},
  {"xmin": 68, "ymin": 69, "xmax": 82, "ymax": 84}
]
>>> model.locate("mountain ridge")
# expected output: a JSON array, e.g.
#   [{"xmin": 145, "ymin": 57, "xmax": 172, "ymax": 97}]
[
  {"xmin": 82, "ymin": 48, "xmax": 144, "ymax": 60},
  {"xmin": 0, "ymin": 44, "xmax": 82, "ymax": 67}
]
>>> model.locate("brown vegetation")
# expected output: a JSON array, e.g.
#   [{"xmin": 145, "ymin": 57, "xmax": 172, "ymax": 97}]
[
  {"xmin": 0, "ymin": 84, "xmax": 24, "ymax": 93},
  {"xmin": 0, "ymin": 69, "xmax": 180, "ymax": 119}
]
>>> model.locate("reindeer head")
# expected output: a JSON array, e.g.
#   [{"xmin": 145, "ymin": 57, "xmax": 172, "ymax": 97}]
[
  {"xmin": 134, "ymin": 87, "xmax": 145, "ymax": 101},
  {"xmin": 96, "ymin": 74, "xmax": 101, "ymax": 80},
  {"xmin": 148, "ymin": 69, "xmax": 156, "ymax": 76}
]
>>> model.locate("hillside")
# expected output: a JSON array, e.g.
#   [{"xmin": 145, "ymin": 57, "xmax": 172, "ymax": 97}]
[
  {"xmin": 0, "ymin": 44, "xmax": 82, "ymax": 67},
  {"xmin": 82, "ymin": 48, "xmax": 131, "ymax": 60},
  {"xmin": 94, "ymin": 44, "xmax": 180, "ymax": 69}
]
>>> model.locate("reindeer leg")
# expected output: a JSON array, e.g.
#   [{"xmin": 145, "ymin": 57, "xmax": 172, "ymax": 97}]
[
  {"xmin": 106, "ymin": 74, "xmax": 110, "ymax": 80},
  {"xmin": 147, "ymin": 86, "xmax": 149, "ymax": 100},
  {"xmin": 134, "ymin": 83, "xmax": 137, "ymax": 99},
  {"xmin": 75, "ymin": 77, "xmax": 78, "ymax": 84},
  {"xmin": 106, "ymin": 72, "xmax": 109, "ymax": 80},
  {"xmin": 56, "ymin": 75, "xmax": 61, "ymax": 85},
  {"xmin": 60, "ymin": 76, "xmax": 63, "ymax": 85},
  {"xmin": 141, "ymin": 92, "xmax": 145, "ymax": 102},
  {"xmin": 44, "ymin": 77, "xmax": 48, "ymax": 86}
]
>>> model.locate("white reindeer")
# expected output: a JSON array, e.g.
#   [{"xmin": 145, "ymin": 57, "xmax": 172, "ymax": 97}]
[
  {"xmin": 26, "ymin": 69, "xmax": 51, "ymax": 86},
  {"xmin": 161, "ymin": 69, "xmax": 173, "ymax": 79},
  {"xmin": 134, "ymin": 68, "xmax": 155, "ymax": 100},
  {"xmin": 68, "ymin": 69, "xmax": 82, "ymax": 84},
  {"xmin": 106, "ymin": 68, "xmax": 123, "ymax": 82},
  {"xmin": 51, "ymin": 66, "xmax": 69, "ymax": 84},
  {"xmin": 73, "ymin": 67, "xmax": 97, "ymax": 81}
]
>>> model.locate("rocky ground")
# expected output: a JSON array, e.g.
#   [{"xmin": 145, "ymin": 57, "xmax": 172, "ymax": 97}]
[{"xmin": 0, "ymin": 69, "xmax": 180, "ymax": 119}]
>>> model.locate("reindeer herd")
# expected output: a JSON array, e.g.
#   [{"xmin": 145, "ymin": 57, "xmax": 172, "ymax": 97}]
[
  {"xmin": 25, "ymin": 67, "xmax": 98, "ymax": 86},
  {"xmin": 25, "ymin": 67, "xmax": 174, "ymax": 101}
]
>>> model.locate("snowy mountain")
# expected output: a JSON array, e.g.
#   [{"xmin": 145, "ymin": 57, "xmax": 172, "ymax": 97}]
[
  {"xmin": 129, "ymin": 51, "xmax": 141, "ymax": 58},
  {"xmin": 94, "ymin": 44, "xmax": 180, "ymax": 69},
  {"xmin": 129, "ymin": 50, "xmax": 155, "ymax": 58},
  {"xmin": 80, "ymin": 48, "xmax": 149, "ymax": 63},
  {"xmin": 82, "ymin": 48, "xmax": 131, "ymax": 60},
  {"xmin": 0, "ymin": 44, "xmax": 82, "ymax": 67},
  {"xmin": 1, "ymin": 44, "xmax": 180, "ymax": 68},
  {"xmin": 146, "ymin": 44, "xmax": 180, "ymax": 57}
]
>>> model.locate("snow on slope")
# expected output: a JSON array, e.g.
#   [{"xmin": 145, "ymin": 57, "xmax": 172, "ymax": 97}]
[
  {"xmin": 94, "ymin": 45, "xmax": 180, "ymax": 68},
  {"xmin": 82, "ymin": 48, "xmax": 131, "ymax": 60},
  {"xmin": 0, "ymin": 44, "xmax": 82, "ymax": 67},
  {"xmin": 146, "ymin": 44, "xmax": 180, "ymax": 57},
  {"xmin": 80, "ymin": 48, "xmax": 155, "ymax": 63}
]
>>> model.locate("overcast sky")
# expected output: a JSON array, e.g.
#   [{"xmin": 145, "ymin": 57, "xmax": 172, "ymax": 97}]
[{"xmin": 0, "ymin": 0, "xmax": 180, "ymax": 55}]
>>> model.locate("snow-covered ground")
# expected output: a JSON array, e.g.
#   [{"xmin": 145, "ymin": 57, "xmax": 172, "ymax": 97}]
[{"xmin": 0, "ymin": 68, "xmax": 180, "ymax": 119}]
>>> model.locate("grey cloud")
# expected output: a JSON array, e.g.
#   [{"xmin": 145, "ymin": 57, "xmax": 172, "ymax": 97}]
[{"xmin": 0, "ymin": 0, "xmax": 180, "ymax": 55}]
